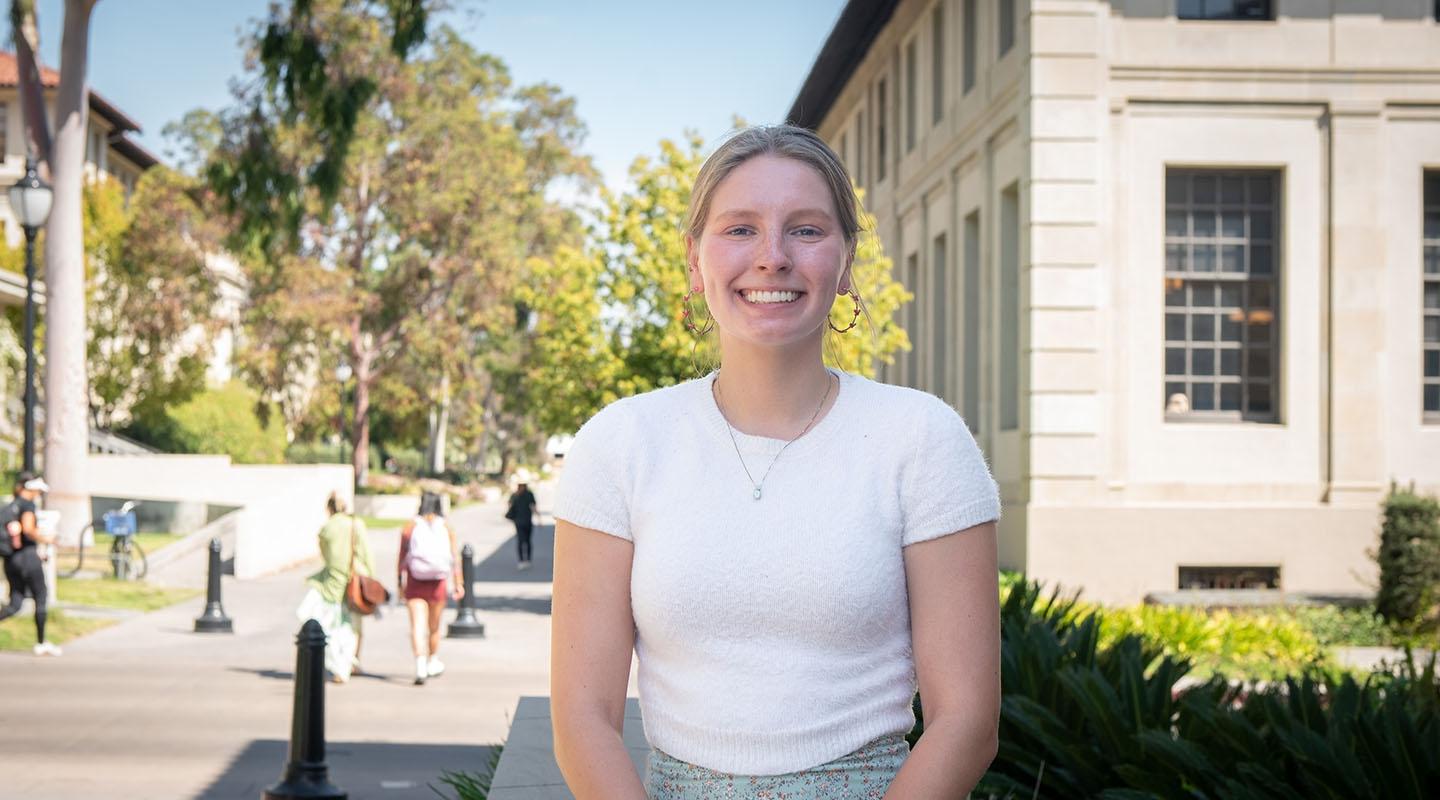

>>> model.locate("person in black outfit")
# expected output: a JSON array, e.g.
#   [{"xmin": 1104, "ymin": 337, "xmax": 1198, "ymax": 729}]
[
  {"xmin": 506, "ymin": 477, "xmax": 538, "ymax": 570},
  {"xmin": 0, "ymin": 471, "xmax": 57, "ymax": 656}
]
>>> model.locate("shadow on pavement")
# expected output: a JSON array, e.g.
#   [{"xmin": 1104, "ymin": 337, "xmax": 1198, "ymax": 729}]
[
  {"xmin": 196, "ymin": 739, "xmax": 497, "ymax": 800},
  {"xmin": 472, "ymin": 523, "xmax": 555, "ymax": 584},
  {"xmin": 470, "ymin": 595, "xmax": 552, "ymax": 615},
  {"xmin": 225, "ymin": 666, "xmax": 407, "ymax": 684}
]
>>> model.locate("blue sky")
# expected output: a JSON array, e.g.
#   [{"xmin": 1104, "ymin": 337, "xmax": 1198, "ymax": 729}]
[{"xmin": 35, "ymin": 0, "xmax": 848, "ymax": 189}]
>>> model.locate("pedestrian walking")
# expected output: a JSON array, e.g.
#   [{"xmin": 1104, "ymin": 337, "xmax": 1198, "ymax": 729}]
[
  {"xmin": 505, "ymin": 470, "xmax": 538, "ymax": 570},
  {"xmin": 550, "ymin": 125, "xmax": 1002, "ymax": 798},
  {"xmin": 0, "ymin": 471, "xmax": 59, "ymax": 656},
  {"xmin": 296, "ymin": 492, "xmax": 376, "ymax": 684},
  {"xmin": 398, "ymin": 492, "xmax": 463, "ymax": 685}
]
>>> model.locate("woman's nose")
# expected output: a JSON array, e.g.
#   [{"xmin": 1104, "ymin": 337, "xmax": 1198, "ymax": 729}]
[{"xmin": 756, "ymin": 232, "xmax": 792, "ymax": 272}]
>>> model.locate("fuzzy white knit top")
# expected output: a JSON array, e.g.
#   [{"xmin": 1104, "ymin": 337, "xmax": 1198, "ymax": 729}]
[{"xmin": 554, "ymin": 369, "xmax": 1001, "ymax": 776}]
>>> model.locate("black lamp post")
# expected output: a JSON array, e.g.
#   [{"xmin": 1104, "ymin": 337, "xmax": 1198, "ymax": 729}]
[
  {"xmin": 8, "ymin": 158, "xmax": 53, "ymax": 472},
  {"xmin": 335, "ymin": 363, "xmax": 352, "ymax": 482}
]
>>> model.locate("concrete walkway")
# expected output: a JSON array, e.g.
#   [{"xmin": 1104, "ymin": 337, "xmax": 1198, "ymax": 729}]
[{"xmin": 3, "ymin": 490, "xmax": 560, "ymax": 800}]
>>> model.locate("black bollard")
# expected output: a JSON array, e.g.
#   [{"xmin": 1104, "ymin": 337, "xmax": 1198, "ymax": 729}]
[
  {"xmin": 447, "ymin": 543, "xmax": 485, "ymax": 639},
  {"xmin": 194, "ymin": 538, "xmax": 233, "ymax": 633},
  {"xmin": 264, "ymin": 619, "xmax": 347, "ymax": 800}
]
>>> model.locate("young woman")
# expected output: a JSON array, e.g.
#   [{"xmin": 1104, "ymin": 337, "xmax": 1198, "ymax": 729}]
[
  {"xmin": 398, "ymin": 492, "xmax": 463, "ymax": 685},
  {"xmin": 297, "ymin": 492, "xmax": 376, "ymax": 683},
  {"xmin": 551, "ymin": 125, "xmax": 1002, "ymax": 798},
  {"xmin": 0, "ymin": 472, "xmax": 58, "ymax": 656}
]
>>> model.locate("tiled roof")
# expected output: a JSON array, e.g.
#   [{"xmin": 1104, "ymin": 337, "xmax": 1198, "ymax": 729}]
[{"xmin": 0, "ymin": 50, "xmax": 143, "ymax": 133}]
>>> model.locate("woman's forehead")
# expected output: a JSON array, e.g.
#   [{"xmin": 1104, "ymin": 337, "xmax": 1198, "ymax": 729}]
[{"xmin": 711, "ymin": 155, "xmax": 834, "ymax": 211}]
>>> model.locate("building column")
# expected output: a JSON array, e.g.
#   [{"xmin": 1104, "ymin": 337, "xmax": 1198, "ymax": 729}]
[{"xmin": 1326, "ymin": 100, "xmax": 1388, "ymax": 506}]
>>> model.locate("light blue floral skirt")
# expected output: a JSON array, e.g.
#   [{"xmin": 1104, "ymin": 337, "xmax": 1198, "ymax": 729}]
[{"xmin": 643, "ymin": 734, "xmax": 909, "ymax": 799}]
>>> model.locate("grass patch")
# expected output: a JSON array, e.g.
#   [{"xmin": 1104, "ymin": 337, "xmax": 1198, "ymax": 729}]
[
  {"xmin": 0, "ymin": 609, "xmax": 113, "ymax": 650},
  {"xmin": 358, "ymin": 515, "xmax": 409, "ymax": 530},
  {"xmin": 55, "ymin": 578, "xmax": 199, "ymax": 612}
]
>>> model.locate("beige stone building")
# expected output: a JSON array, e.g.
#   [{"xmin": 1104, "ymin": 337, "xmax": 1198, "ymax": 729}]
[{"xmin": 790, "ymin": 0, "xmax": 1440, "ymax": 603}]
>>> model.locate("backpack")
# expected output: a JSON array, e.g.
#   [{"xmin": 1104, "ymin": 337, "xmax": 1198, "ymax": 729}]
[
  {"xmin": 0, "ymin": 500, "xmax": 19, "ymax": 558},
  {"xmin": 406, "ymin": 516, "xmax": 453, "ymax": 580}
]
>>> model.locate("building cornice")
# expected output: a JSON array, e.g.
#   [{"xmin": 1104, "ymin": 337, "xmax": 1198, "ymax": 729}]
[{"xmin": 787, "ymin": 0, "xmax": 901, "ymax": 130}]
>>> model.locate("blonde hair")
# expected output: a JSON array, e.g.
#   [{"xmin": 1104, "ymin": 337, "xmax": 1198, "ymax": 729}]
[{"xmin": 686, "ymin": 124, "xmax": 861, "ymax": 254}]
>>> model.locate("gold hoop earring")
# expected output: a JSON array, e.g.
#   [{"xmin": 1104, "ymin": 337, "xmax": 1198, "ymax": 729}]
[
  {"xmin": 682, "ymin": 287, "xmax": 714, "ymax": 336},
  {"xmin": 828, "ymin": 289, "xmax": 861, "ymax": 334}
]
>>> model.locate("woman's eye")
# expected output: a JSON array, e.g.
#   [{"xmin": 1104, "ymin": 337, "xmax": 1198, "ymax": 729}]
[
  {"xmin": 794, "ymin": 226, "xmax": 823, "ymax": 237},
  {"xmin": 724, "ymin": 226, "xmax": 754, "ymax": 236}
]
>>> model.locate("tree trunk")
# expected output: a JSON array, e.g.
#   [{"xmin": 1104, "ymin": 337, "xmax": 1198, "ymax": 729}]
[
  {"xmin": 10, "ymin": 1, "xmax": 52, "ymax": 166},
  {"xmin": 425, "ymin": 371, "xmax": 449, "ymax": 476},
  {"xmin": 352, "ymin": 355, "xmax": 372, "ymax": 488},
  {"xmin": 42, "ymin": 0, "xmax": 97, "ymax": 545}
]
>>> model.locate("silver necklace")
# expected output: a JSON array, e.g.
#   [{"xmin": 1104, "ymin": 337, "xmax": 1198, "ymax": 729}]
[{"xmin": 712, "ymin": 372, "xmax": 835, "ymax": 501}]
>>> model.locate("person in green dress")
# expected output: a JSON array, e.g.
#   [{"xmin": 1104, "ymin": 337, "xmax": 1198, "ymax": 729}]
[{"xmin": 297, "ymin": 492, "xmax": 377, "ymax": 683}]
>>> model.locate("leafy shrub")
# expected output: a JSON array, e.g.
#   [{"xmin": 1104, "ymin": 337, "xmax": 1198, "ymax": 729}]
[
  {"xmin": 285, "ymin": 440, "xmax": 382, "ymax": 470},
  {"xmin": 1285, "ymin": 604, "xmax": 1396, "ymax": 648},
  {"xmin": 1375, "ymin": 487, "xmax": 1440, "ymax": 630},
  {"xmin": 127, "ymin": 382, "xmax": 285, "ymax": 463},
  {"xmin": 1101, "ymin": 604, "xmax": 1322, "ymax": 680},
  {"xmin": 932, "ymin": 580, "xmax": 1440, "ymax": 799}
]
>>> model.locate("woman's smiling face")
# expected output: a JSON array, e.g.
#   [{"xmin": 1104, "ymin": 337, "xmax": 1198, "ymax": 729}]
[{"xmin": 687, "ymin": 154, "xmax": 852, "ymax": 351}]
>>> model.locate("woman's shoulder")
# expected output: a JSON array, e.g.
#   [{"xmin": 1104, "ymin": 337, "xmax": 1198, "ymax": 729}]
[
  {"xmin": 576, "ymin": 377, "xmax": 709, "ymax": 436},
  {"xmin": 842, "ymin": 372, "xmax": 962, "ymax": 429}
]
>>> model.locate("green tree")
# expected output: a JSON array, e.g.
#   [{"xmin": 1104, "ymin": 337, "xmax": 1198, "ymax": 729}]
[
  {"xmin": 522, "ymin": 133, "xmax": 910, "ymax": 435},
  {"xmin": 206, "ymin": 12, "xmax": 592, "ymax": 485}
]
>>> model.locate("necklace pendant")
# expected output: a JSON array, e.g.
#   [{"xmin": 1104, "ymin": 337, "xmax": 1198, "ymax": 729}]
[{"xmin": 752, "ymin": 487, "xmax": 762, "ymax": 500}]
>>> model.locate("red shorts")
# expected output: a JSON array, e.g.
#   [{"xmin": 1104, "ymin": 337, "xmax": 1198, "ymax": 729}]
[{"xmin": 403, "ymin": 574, "xmax": 447, "ymax": 604}]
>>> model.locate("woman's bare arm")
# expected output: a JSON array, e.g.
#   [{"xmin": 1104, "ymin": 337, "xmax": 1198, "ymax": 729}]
[
  {"xmin": 550, "ymin": 519, "xmax": 646, "ymax": 799},
  {"xmin": 883, "ymin": 521, "xmax": 1001, "ymax": 799}
]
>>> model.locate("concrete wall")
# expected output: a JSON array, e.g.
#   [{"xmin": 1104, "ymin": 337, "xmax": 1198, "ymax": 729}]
[{"xmin": 85, "ymin": 455, "xmax": 352, "ymax": 579}]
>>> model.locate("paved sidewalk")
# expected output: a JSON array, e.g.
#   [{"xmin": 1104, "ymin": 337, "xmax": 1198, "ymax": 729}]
[{"xmin": 3, "ymin": 489, "xmax": 560, "ymax": 800}]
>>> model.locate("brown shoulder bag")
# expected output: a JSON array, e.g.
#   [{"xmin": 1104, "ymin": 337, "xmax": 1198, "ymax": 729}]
[{"xmin": 345, "ymin": 516, "xmax": 390, "ymax": 615}]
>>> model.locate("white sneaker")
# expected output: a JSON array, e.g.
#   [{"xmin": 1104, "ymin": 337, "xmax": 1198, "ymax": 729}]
[
  {"xmin": 426, "ymin": 656, "xmax": 445, "ymax": 678},
  {"xmin": 518, "ymin": 560, "xmax": 531, "ymax": 570},
  {"xmin": 414, "ymin": 656, "xmax": 428, "ymax": 685},
  {"xmin": 33, "ymin": 642, "xmax": 61, "ymax": 656}
]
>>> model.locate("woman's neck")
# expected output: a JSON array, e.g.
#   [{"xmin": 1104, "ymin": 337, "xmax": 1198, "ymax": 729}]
[{"xmin": 713, "ymin": 351, "xmax": 837, "ymax": 440}]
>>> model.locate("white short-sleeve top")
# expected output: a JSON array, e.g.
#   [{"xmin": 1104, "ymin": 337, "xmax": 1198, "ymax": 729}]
[{"xmin": 555, "ymin": 369, "xmax": 1001, "ymax": 776}]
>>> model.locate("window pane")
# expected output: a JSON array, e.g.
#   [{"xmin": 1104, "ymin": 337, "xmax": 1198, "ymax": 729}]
[
  {"xmin": 1250, "ymin": 280, "xmax": 1273, "ymax": 309},
  {"xmin": 1221, "ymin": 348, "xmax": 1241, "ymax": 376},
  {"xmin": 1426, "ymin": 248, "xmax": 1439, "ymax": 276},
  {"xmin": 1249, "ymin": 348, "xmax": 1271, "ymax": 378},
  {"xmin": 1425, "ymin": 211, "xmax": 1440, "ymax": 241},
  {"xmin": 1250, "ymin": 174, "xmax": 1273, "ymax": 204},
  {"xmin": 1192, "ymin": 314, "xmax": 1215, "ymax": 342},
  {"xmin": 1193, "ymin": 383, "xmax": 1215, "ymax": 411},
  {"xmin": 1220, "ymin": 283, "xmax": 1242, "ymax": 308},
  {"xmin": 1220, "ymin": 177, "xmax": 1244, "ymax": 204},
  {"xmin": 1427, "ymin": 384, "xmax": 1440, "ymax": 413},
  {"xmin": 1425, "ymin": 284, "xmax": 1440, "ymax": 310},
  {"xmin": 1194, "ymin": 175, "xmax": 1217, "ymax": 204},
  {"xmin": 1166, "ymin": 347, "xmax": 1186, "ymax": 375},
  {"xmin": 1193, "ymin": 245, "xmax": 1216, "ymax": 272},
  {"xmin": 1424, "ymin": 349, "xmax": 1439, "ymax": 378},
  {"xmin": 1220, "ymin": 382, "xmax": 1242, "ymax": 410},
  {"xmin": 1166, "ymin": 313, "xmax": 1186, "ymax": 341},
  {"xmin": 1251, "ymin": 244, "xmax": 1273, "ymax": 274},
  {"xmin": 1220, "ymin": 211, "xmax": 1245, "ymax": 238},
  {"xmin": 1220, "ymin": 313, "xmax": 1243, "ymax": 342},
  {"xmin": 1221, "ymin": 245, "xmax": 1244, "ymax": 272},
  {"xmin": 1165, "ymin": 382, "xmax": 1187, "ymax": 412},
  {"xmin": 1167, "ymin": 173, "xmax": 1188, "ymax": 204},
  {"xmin": 1191, "ymin": 282, "xmax": 1217, "ymax": 307},
  {"xmin": 1165, "ymin": 278, "xmax": 1186, "ymax": 306},
  {"xmin": 1194, "ymin": 214, "xmax": 1217, "ymax": 238},
  {"xmin": 1426, "ymin": 317, "xmax": 1440, "ymax": 344},
  {"xmin": 1248, "ymin": 312, "xmax": 1275, "ymax": 342},
  {"xmin": 1167, "ymin": 244, "xmax": 1186, "ymax": 271},
  {"xmin": 1193, "ymin": 348, "xmax": 1215, "ymax": 376},
  {"xmin": 1251, "ymin": 211, "xmax": 1272, "ymax": 241},
  {"xmin": 1167, "ymin": 210, "xmax": 1188, "ymax": 238},
  {"xmin": 1249, "ymin": 383, "xmax": 1272, "ymax": 414}
]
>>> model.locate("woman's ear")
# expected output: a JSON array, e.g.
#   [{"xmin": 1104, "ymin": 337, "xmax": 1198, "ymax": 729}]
[{"xmin": 684, "ymin": 234, "xmax": 700, "ymax": 288}]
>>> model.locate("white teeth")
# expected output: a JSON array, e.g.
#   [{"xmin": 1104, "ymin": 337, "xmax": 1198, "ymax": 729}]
[{"xmin": 743, "ymin": 290, "xmax": 800, "ymax": 304}]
